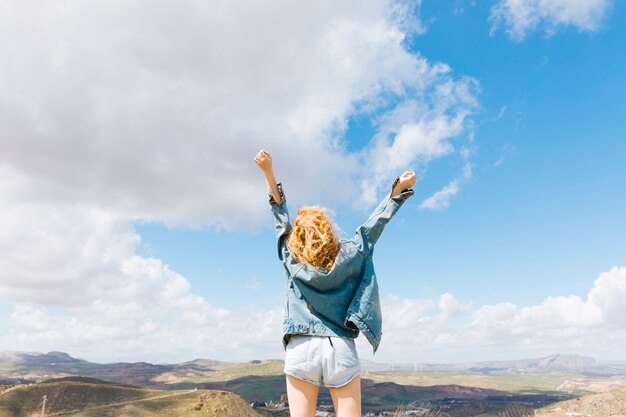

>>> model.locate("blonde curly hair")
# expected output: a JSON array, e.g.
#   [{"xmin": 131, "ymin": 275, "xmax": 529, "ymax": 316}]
[{"xmin": 287, "ymin": 206, "xmax": 340, "ymax": 271}]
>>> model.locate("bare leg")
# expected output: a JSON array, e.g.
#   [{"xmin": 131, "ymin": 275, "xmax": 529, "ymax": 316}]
[
  {"xmin": 329, "ymin": 375, "xmax": 361, "ymax": 417},
  {"xmin": 286, "ymin": 374, "xmax": 320, "ymax": 417}
]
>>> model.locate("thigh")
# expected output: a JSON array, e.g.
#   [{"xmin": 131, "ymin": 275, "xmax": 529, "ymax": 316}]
[
  {"xmin": 328, "ymin": 375, "xmax": 361, "ymax": 417},
  {"xmin": 286, "ymin": 374, "xmax": 320, "ymax": 417}
]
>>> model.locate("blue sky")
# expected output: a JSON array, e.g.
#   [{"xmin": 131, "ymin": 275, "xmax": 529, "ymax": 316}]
[
  {"xmin": 136, "ymin": 1, "xmax": 626, "ymax": 313},
  {"xmin": 0, "ymin": 0, "xmax": 624, "ymax": 364}
]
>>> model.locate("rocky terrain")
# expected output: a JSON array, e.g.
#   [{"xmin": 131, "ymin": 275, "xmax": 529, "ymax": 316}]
[{"xmin": 536, "ymin": 388, "xmax": 626, "ymax": 417}]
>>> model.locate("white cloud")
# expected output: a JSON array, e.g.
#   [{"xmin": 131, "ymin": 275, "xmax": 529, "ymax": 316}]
[
  {"xmin": 420, "ymin": 180, "xmax": 460, "ymax": 210},
  {"xmin": 420, "ymin": 160, "xmax": 472, "ymax": 211},
  {"xmin": 490, "ymin": 0, "xmax": 612, "ymax": 41},
  {"xmin": 361, "ymin": 267, "xmax": 626, "ymax": 363},
  {"xmin": 438, "ymin": 292, "xmax": 473, "ymax": 320},
  {"xmin": 6, "ymin": 302, "xmax": 284, "ymax": 363},
  {"xmin": 2, "ymin": 209, "xmax": 625, "ymax": 364},
  {"xmin": 0, "ymin": 200, "xmax": 137, "ymax": 306},
  {"xmin": 0, "ymin": 0, "xmax": 476, "ymax": 230},
  {"xmin": 587, "ymin": 266, "xmax": 626, "ymax": 326},
  {"xmin": 0, "ymin": 193, "xmax": 282, "ymax": 362},
  {"xmin": 0, "ymin": 0, "xmax": 480, "ymax": 362}
]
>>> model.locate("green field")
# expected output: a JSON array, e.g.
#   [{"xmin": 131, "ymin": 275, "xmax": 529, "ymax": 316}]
[
  {"xmin": 175, "ymin": 360, "xmax": 285, "ymax": 383},
  {"xmin": 158, "ymin": 359, "xmax": 581, "ymax": 395},
  {"xmin": 361, "ymin": 370, "xmax": 580, "ymax": 394}
]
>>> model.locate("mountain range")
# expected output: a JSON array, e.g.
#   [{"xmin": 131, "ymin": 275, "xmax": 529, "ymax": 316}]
[
  {"xmin": 361, "ymin": 353, "xmax": 626, "ymax": 375},
  {"xmin": 3, "ymin": 351, "xmax": 625, "ymax": 416},
  {"xmin": 2, "ymin": 351, "xmax": 625, "ymax": 385}
]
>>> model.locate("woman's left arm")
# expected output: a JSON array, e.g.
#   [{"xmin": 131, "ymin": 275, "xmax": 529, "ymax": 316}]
[{"xmin": 352, "ymin": 171, "xmax": 416, "ymax": 255}]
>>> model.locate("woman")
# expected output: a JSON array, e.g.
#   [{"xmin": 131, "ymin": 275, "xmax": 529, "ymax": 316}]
[{"xmin": 254, "ymin": 149, "xmax": 415, "ymax": 417}]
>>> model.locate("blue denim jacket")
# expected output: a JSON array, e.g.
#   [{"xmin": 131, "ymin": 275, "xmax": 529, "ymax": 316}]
[{"xmin": 269, "ymin": 179, "xmax": 413, "ymax": 353}]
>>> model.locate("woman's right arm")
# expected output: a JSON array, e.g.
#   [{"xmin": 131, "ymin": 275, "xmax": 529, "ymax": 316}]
[
  {"xmin": 254, "ymin": 149, "xmax": 291, "ymax": 261},
  {"xmin": 353, "ymin": 171, "xmax": 416, "ymax": 255},
  {"xmin": 254, "ymin": 149, "xmax": 282, "ymax": 205}
]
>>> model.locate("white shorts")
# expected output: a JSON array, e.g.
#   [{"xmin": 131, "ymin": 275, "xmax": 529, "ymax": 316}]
[{"xmin": 283, "ymin": 335, "xmax": 361, "ymax": 388}]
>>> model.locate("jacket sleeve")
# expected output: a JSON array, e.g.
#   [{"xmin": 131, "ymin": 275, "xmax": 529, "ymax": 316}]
[
  {"xmin": 269, "ymin": 182, "xmax": 292, "ymax": 261},
  {"xmin": 352, "ymin": 177, "xmax": 414, "ymax": 256}
]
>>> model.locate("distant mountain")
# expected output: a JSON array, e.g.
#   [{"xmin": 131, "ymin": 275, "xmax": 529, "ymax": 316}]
[
  {"xmin": 0, "ymin": 351, "xmax": 228, "ymax": 371},
  {"xmin": 0, "ymin": 351, "xmax": 271, "ymax": 388},
  {"xmin": 0, "ymin": 351, "xmax": 176, "ymax": 386},
  {"xmin": 466, "ymin": 354, "xmax": 598, "ymax": 372},
  {"xmin": 2, "ymin": 350, "xmax": 624, "ymax": 390},
  {"xmin": 0, "ymin": 351, "xmax": 86, "ymax": 366},
  {"xmin": 176, "ymin": 358, "xmax": 224, "ymax": 370},
  {"xmin": 362, "ymin": 354, "xmax": 624, "ymax": 375}
]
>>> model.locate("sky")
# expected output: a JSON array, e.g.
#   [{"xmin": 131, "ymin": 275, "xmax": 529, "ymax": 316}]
[{"xmin": 0, "ymin": 0, "xmax": 625, "ymax": 365}]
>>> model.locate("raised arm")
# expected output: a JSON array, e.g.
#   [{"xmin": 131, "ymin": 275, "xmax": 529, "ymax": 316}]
[
  {"xmin": 254, "ymin": 149, "xmax": 291, "ymax": 261},
  {"xmin": 254, "ymin": 149, "xmax": 282, "ymax": 205},
  {"xmin": 353, "ymin": 171, "xmax": 416, "ymax": 255}
]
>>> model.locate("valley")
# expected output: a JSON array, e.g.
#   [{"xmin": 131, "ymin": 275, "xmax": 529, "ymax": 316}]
[{"xmin": 2, "ymin": 351, "xmax": 625, "ymax": 416}]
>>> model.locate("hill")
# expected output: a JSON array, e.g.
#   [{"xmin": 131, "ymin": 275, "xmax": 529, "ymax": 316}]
[
  {"xmin": 164, "ymin": 373, "xmax": 567, "ymax": 414},
  {"xmin": 0, "ymin": 351, "xmax": 245, "ymax": 388},
  {"xmin": 3, "ymin": 351, "xmax": 625, "ymax": 389},
  {"xmin": 0, "ymin": 376, "xmax": 261, "ymax": 417},
  {"xmin": 0, "ymin": 352, "xmax": 177, "ymax": 386},
  {"xmin": 536, "ymin": 387, "xmax": 626, "ymax": 417},
  {"xmin": 5, "ymin": 350, "xmax": 626, "ymax": 415},
  {"xmin": 0, "ymin": 352, "xmax": 85, "ymax": 367}
]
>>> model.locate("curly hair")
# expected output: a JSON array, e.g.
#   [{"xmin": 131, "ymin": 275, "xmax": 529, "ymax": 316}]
[{"xmin": 287, "ymin": 206, "xmax": 340, "ymax": 271}]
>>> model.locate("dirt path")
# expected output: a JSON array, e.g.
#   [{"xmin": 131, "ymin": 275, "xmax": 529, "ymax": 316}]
[
  {"xmin": 46, "ymin": 388, "xmax": 198, "ymax": 416},
  {"xmin": 556, "ymin": 379, "xmax": 570, "ymax": 391}
]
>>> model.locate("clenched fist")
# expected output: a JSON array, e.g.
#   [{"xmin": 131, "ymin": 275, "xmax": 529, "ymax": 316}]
[
  {"xmin": 398, "ymin": 171, "xmax": 416, "ymax": 189},
  {"xmin": 254, "ymin": 149, "xmax": 273, "ymax": 173},
  {"xmin": 392, "ymin": 171, "xmax": 416, "ymax": 197}
]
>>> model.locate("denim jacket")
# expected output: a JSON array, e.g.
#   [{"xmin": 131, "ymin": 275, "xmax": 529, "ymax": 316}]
[{"xmin": 269, "ymin": 179, "xmax": 413, "ymax": 353}]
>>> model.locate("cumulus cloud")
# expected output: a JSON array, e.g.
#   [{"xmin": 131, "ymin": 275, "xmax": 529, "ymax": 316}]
[
  {"xmin": 6, "ymin": 302, "xmax": 284, "ymax": 363},
  {"xmin": 490, "ymin": 0, "xmax": 612, "ymax": 41},
  {"xmin": 467, "ymin": 267, "xmax": 626, "ymax": 340},
  {"xmin": 0, "ymin": 200, "xmax": 136, "ymax": 305},
  {"xmin": 0, "ymin": 0, "xmax": 479, "ymax": 362},
  {"xmin": 438, "ymin": 292, "xmax": 474, "ymax": 320},
  {"xmin": 0, "ymin": 196, "xmax": 284, "ymax": 362},
  {"xmin": 359, "ymin": 77, "xmax": 478, "ymax": 205},
  {"xmin": 0, "ymin": 0, "xmax": 476, "ymax": 229},
  {"xmin": 359, "ymin": 267, "xmax": 626, "ymax": 362},
  {"xmin": 2, "ymin": 202, "xmax": 625, "ymax": 364}
]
